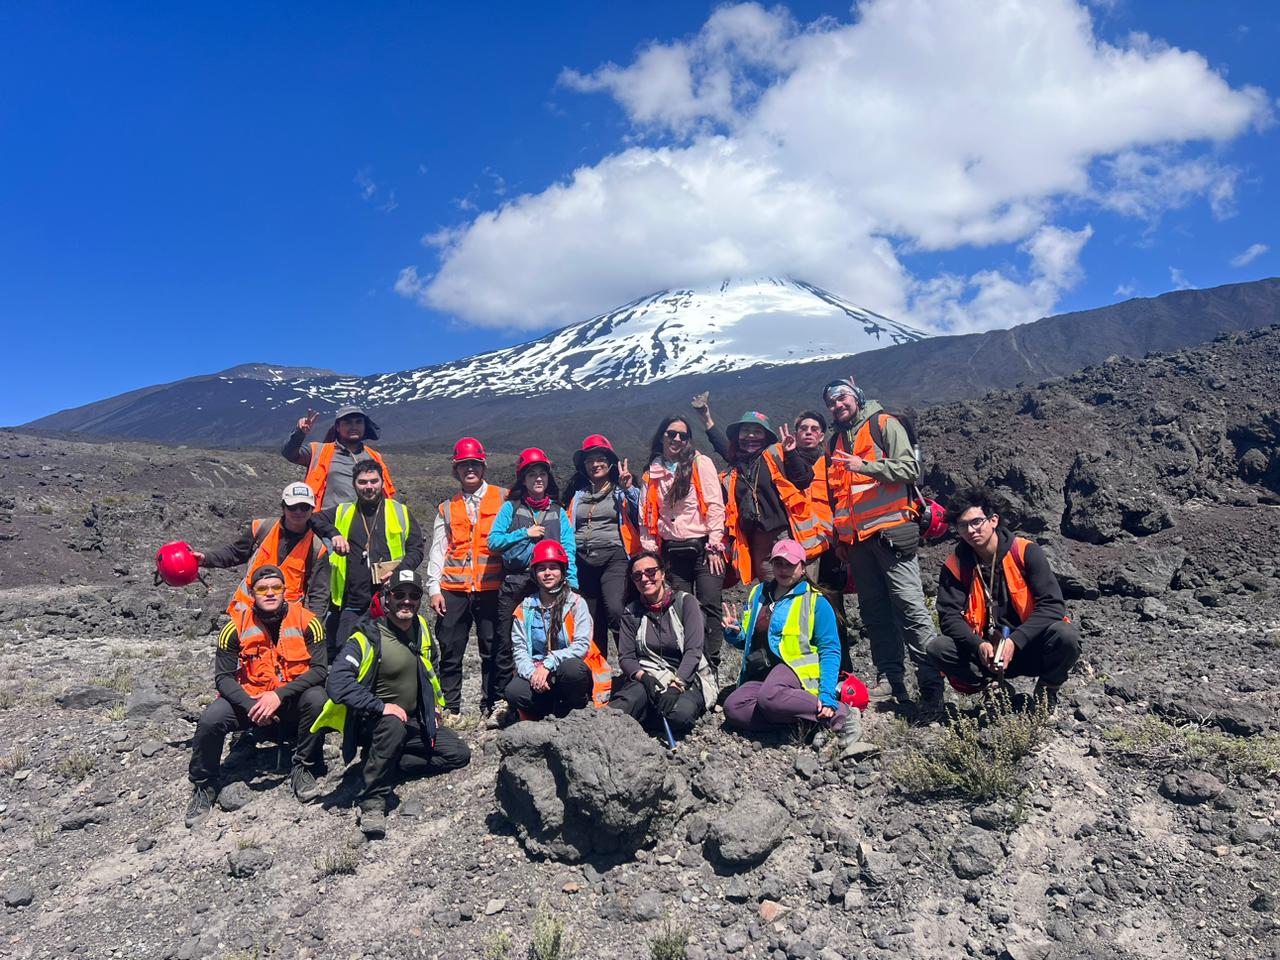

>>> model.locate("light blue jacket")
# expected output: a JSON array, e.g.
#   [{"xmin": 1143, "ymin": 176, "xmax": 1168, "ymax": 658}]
[
  {"xmin": 724, "ymin": 580, "xmax": 841, "ymax": 709},
  {"xmin": 487, "ymin": 501, "xmax": 579, "ymax": 588},
  {"xmin": 511, "ymin": 592, "xmax": 592, "ymax": 679}
]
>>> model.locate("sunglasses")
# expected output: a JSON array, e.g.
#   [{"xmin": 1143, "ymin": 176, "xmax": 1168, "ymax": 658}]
[
  {"xmin": 389, "ymin": 589, "xmax": 422, "ymax": 601},
  {"xmin": 253, "ymin": 584, "xmax": 284, "ymax": 596},
  {"xmin": 664, "ymin": 429, "xmax": 689, "ymax": 441},
  {"xmin": 456, "ymin": 460, "xmax": 483, "ymax": 471},
  {"xmin": 630, "ymin": 567, "xmax": 661, "ymax": 582},
  {"xmin": 284, "ymin": 503, "xmax": 313, "ymax": 512}
]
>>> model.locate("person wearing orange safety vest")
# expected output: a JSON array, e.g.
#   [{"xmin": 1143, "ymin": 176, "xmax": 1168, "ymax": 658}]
[
  {"xmin": 184, "ymin": 565, "xmax": 328, "ymax": 827},
  {"xmin": 425, "ymin": 437, "xmax": 509, "ymax": 721},
  {"xmin": 193, "ymin": 482, "xmax": 330, "ymax": 617},
  {"xmin": 503, "ymin": 540, "xmax": 612, "ymax": 719},
  {"xmin": 823, "ymin": 377, "xmax": 944, "ymax": 714},
  {"xmin": 638, "ymin": 415, "xmax": 727, "ymax": 671},
  {"xmin": 562, "ymin": 434, "xmax": 642, "ymax": 660},
  {"xmin": 281, "ymin": 405, "xmax": 397, "ymax": 510},
  {"xmin": 927, "ymin": 486, "xmax": 1082, "ymax": 713}
]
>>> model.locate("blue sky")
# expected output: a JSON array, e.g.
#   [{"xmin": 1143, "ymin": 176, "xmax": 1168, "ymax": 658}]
[{"xmin": 2, "ymin": 1, "xmax": 1276, "ymax": 424}]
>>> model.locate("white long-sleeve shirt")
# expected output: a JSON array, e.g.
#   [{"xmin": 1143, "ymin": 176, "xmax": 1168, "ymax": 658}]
[{"xmin": 425, "ymin": 482, "xmax": 490, "ymax": 597}]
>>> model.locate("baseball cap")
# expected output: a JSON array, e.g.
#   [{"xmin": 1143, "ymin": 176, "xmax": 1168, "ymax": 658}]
[
  {"xmin": 387, "ymin": 569, "xmax": 424, "ymax": 594},
  {"xmin": 251, "ymin": 564, "xmax": 286, "ymax": 587},
  {"xmin": 769, "ymin": 539, "xmax": 806, "ymax": 565},
  {"xmin": 281, "ymin": 482, "xmax": 316, "ymax": 507}
]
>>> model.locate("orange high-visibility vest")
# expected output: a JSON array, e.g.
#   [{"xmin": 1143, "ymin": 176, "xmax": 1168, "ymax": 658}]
[
  {"xmin": 438, "ymin": 485, "xmax": 507, "ymax": 593},
  {"xmin": 828, "ymin": 415, "xmax": 916, "ymax": 543},
  {"xmin": 513, "ymin": 604, "xmax": 612, "ymax": 708},
  {"xmin": 226, "ymin": 601, "xmax": 319, "ymax": 698},
  {"xmin": 642, "ymin": 457, "xmax": 709, "ymax": 541},
  {"xmin": 723, "ymin": 443, "xmax": 828, "ymax": 583},
  {"xmin": 807, "ymin": 455, "xmax": 835, "ymax": 548},
  {"xmin": 568, "ymin": 488, "xmax": 641, "ymax": 557},
  {"xmin": 226, "ymin": 519, "xmax": 323, "ymax": 616},
  {"xmin": 943, "ymin": 537, "xmax": 1037, "ymax": 636},
  {"xmin": 304, "ymin": 442, "xmax": 396, "ymax": 507}
]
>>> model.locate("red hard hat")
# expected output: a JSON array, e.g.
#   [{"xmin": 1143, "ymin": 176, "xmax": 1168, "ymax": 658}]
[
  {"xmin": 838, "ymin": 673, "xmax": 869, "ymax": 711},
  {"xmin": 531, "ymin": 540, "xmax": 569, "ymax": 567},
  {"xmin": 580, "ymin": 434, "xmax": 614, "ymax": 453},
  {"xmin": 921, "ymin": 499, "xmax": 948, "ymax": 541},
  {"xmin": 516, "ymin": 447, "xmax": 552, "ymax": 475},
  {"xmin": 452, "ymin": 437, "xmax": 486, "ymax": 462},
  {"xmin": 155, "ymin": 541, "xmax": 200, "ymax": 587}
]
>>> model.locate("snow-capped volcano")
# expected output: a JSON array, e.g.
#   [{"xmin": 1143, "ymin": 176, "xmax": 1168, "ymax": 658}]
[{"xmin": 304, "ymin": 277, "xmax": 926, "ymax": 406}]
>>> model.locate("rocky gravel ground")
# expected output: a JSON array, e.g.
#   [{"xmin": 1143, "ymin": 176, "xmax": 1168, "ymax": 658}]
[{"xmin": 1, "ymin": 328, "xmax": 1279, "ymax": 959}]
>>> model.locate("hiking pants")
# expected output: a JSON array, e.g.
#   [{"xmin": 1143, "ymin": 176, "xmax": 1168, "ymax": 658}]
[
  {"xmin": 722, "ymin": 664, "xmax": 849, "ymax": 733},
  {"xmin": 503, "ymin": 658, "xmax": 593, "ymax": 718},
  {"xmin": 576, "ymin": 544, "xmax": 629, "ymax": 659},
  {"xmin": 188, "ymin": 685, "xmax": 326, "ymax": 787},
  {"xmin": 434, "ymin": 588, "xmax": 500, "ymax": 713},
  {"xmin": 357, "ymin": 716, "xmax": 470, "ymax": 811},
  {"xmin": 926, "ymin": 619, "xmax": 1082, "ymax": 690},
  {"xmin": 494, "ymin": 572, "xmax": 530, "ymax": 692},
  {"xmin": 662, "ymin": 544, "xmax": 723, "ymax": 673},
  {"xmin": 609, "ymin": 678, "xmax": 706, "ymax": 737},
  {"xmin": 844, "ymin": 534, "xmax": 943, "ymax": 697}
]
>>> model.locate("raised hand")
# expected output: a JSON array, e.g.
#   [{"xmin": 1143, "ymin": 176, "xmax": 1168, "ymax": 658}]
[
  {"xmin": 691, "ymin": 391, "xmax": 713, "ymax": 428},
  {"xmin": 297, "ymin": 409, "xmax": 320, "ymax": 434},
  {"xmin": 832, "ymin": 449, "xmax": 867, "ymax": 471},
  {"xmin": 779, "ymin": 423, "xmax": 796, "ymax": 452},
  {"xmin": 721, "ymin": 600, "xmax": 742, "ymax": 633},
  {"xmin": 618, "ymin": 458, "xmax": 634, "ymax": 489}
]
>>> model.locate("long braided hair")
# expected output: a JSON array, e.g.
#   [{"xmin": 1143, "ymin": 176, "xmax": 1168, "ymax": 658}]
[{"xmin": 522, "ymin": 561, "xmax": 573, "ymax": 651}]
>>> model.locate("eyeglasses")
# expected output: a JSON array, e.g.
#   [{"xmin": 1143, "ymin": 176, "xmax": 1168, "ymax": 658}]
[
  {"xmin": 795, "ymin": 423, "xmax": 823, "ymax": 432},
  {"xmin": 389, "ymin": 589, "xmax": 422, "ymax": 601},
  {"xmin": 284, "ymin": 503, "xmax": 312, "ymax": 512},
  {"xmin": 630, "ymin": 567, "xmax": 661, "ymax": 582},
  {"xmin": 253, "ymin": 584, "xmax": 284, "ymax": 596},
  {"xmin": 664, "ymin": 429, "xmax": 689, "ymax": 441},
  {"xmin": 955, "ymin": 515, "xmax": 990, "ymax": 531}
]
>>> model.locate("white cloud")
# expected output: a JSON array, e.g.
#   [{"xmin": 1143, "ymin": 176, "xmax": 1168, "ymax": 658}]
[
  {"xmin": 1230, "ymin": 242, "xmax": 1269, "ymax": 267},
  {"xmin": 404, "ymin": 0, "xmax": 1271, "ymax": 332},
  {"xmin": 354, "ymin": 167, "xmax": 378, "ymax": 201},
  {"xmin": 1169, "ymin": 267, "xmax": 1195, "ymax": 290},
  {"xmin": 1114, "ymin": 282, "xmax": 1137, "ymax": 298}
]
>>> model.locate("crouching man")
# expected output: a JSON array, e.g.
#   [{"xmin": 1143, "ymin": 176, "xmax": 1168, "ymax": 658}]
[
  {"xmin": 926, "ymin": 487, "xmax": 1082, "ymax": 711},
  {"xmin": 185, "ymin": 565, "xmax": 328, "ymax": 827},
  {"xmin": 312, "ymin": 570, "xmax": 470, "ymax": 839}
]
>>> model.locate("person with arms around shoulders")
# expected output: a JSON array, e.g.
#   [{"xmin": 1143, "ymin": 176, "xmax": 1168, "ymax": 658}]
[
  {"xmin": 311, "ymin": 458, "xmax": 424, "ymax": 660},
  {"xmin": 503, "ymin": 541, "xmax": 611, "ymax": 720},
  {"xmin": 926, "ymin": 486, "xmax": 1082, "ymax": 713},
  {"xmin": 192, "ymin": 481, "xmax": 330, "ymax": 617},
  {"xmin": 425, "ymin": 437, "xmax": 508, "ymax": 724},
  {"xmin": 185, "ymin": 565, "xmax": 328, "ymax": 827},
  {"xmin": 610, "ymin": 550, "xmax": 717, "ymax": 738},
  {"xmin": 823, "ymin": 377, "xmax": 944, "ymax": 714},
  {"xmin": 282, "ymin": 405, "xmax": 397, "ymax": 510},
  {"xmin": 638, "ymin": 415, "xmax": 728, "ymax": 672},
  {"xmin": 721, "ymin": 540, "xmax": 860, "ymax": 753},
  {"xmin": 312, "ymin": 570, "xmax": 470, "ymax": 839},
  {"xmin": 562, "ymin": 434, "xmax": 642, "ymax": 659}
]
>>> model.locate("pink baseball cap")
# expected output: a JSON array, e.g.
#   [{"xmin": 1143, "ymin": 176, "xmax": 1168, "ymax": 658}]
[{"xmin": 769, "ymin": 539, "xmax": 806, "ymax": 565}]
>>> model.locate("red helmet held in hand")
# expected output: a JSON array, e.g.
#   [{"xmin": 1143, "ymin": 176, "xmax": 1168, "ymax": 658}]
[
  {"xmin": 516, "ymin": 447, "xmax": 551, "ymax": 475},
  {"xmin": 155, "ymin": 541, "xmax": 200, "ymax": 587},
  {"xmin": 838, "ymin": 673, "xmax": 869, "ymax": 712},
  {"xmin": 531, "ymin": 540, "xmax": 569, "ymax": 567},
  {"xmin": 920, "ymin": 499, "xmax": 948, "ymax": 541},
  {"xmin": 452, "ymin": 437, "xmax": 486, "ymax": 462}
]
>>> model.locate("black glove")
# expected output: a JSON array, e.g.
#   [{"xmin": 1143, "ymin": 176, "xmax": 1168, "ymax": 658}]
[
  {"xmin": 638, "ymin": 673, "xmax": 659, "ymax": 704},
  {"xmin": 656, "ymin": 686, "xmax": 682, "ymax": 717}
]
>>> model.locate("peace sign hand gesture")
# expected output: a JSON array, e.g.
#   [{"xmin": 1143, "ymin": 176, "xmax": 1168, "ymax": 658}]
[
  {"xmin": 721, "ymin": 600, "xmax": 742, "ymax": 634},
  {"xmin": 297, "ymin": 409, "xmax": 320, "ymax": 434},
  {"xmin": 833, "ymin": 448, "xmax": 867, "ymax": 471},
  {"xmin": 618, "ymin": 458, "xmax": 634, "ymax": 489},
  {"xmin": 779, "ymin": 423, "xmax": 797, "ymax": 452}
]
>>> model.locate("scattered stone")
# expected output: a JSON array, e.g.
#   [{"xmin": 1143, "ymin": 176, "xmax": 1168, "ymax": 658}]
[
  {"xmin": 949, "ymin": 828, "xmax": 1004, "ymax": 879},
  {"xmin": 136, "ymin": 836, "xmax": 156, "ymax": 853},
  {"xmin": 1159, "ymin": 771, "xmax": 1225, "ymax": 805},
  {"xmin": 629, "ymin": 891, "xmax": 664, "ymax": 921},
  {"xmin": 60, "ymin": 810, "xmax": 108, "ymax": 831},
  {"xmin": 3, "ymin": 882, "xmax": 34, "ymax": 907},
  {"xmin": 794, "ymin": 753, "xmax": 821, "ymax": 780},
  {"xmin": 726, "ymin": 877, "xmax": 752, "ymax": 902},
  {"xmin": 723, "ymin": 929, "xmax": 750, "ymax": 953},
  {"xmin": 759, "ymin": 900, "xmax": 788, "ymax": 923},
  {"xmin": 56, "ymin": 685, "xmax": 123, "ymax": 710},
  {"xmin": 857, "ymin": 843, "xmax": 897, "ymax": 887},
  {"xmin": 1153, "ymin": 694, "xmax": 1272, "ymax": 737},
  {"xmin": 561, "ymin": 881, "xmax": 580, "ymax": 894},
  {"xmin": 704, "ymin": 791, "xmax": 789, "ymax": 871},
  {"xmin": 483, "ymin": 898, "xmax": 506, "ymax": 916},
  {"xmin": 693, "ymin": 763, "xmax": 738, "ymax": 803},
  {"xmin": 217, "ymin": 782, "xmax": 253, "ymax": 811},
  {"xmin": 227, "ymin": 847, "xmax": 272, "ymax": 878},
  {"xmin": 139, "ymin": 740, "xmax": 165, "ymax": 758},
  {"xmin": 125, "ymin": 687, "xmax": 171, "ymax": 719}
]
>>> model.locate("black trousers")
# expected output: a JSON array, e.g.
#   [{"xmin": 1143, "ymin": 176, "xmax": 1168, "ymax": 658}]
[
  {"xmin": 503, "ymin": 658, "xmax": 592, "ymax": 718},
  {"xmin": 325, "ymin": 603, "xmax": 370, "ymax": 663},
  {"xmin": 494, "ymin": 572, "xmax": 530, "ymax": 693},
  {"xmin": 925, "ymin": 619, "xmax": 1083, "ymax": 689},
  {"xmin": 609, "ymin": 679, "xmax": 705, "ymax": 737},
  {"xmin": 576, "ymin": 544, "xmax": 629, "ymax": 659},
  {"xmin": 662, "ymin": 544, "xmax": 723, "ymax": 672},
  {"xmin": 357, "ymin": 716, "xmax": 471, "ymax": 810},
  {"xmin": 435, "ymin": 588, "xmax": 501, "ymax": 712},
  {"xmin": 188, "ymin": 685, "xmax": 327, "ymax": 787}
]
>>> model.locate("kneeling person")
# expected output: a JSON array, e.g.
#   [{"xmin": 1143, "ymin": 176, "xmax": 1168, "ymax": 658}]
[
  {"xmin": 314, "ymin": 570, "xmax": 470, "ymax": 839},
  {"xmin": 186, "ymin": 565, "xmax": 328, "ymax": 827},
  {"xmin": 504, "ymin": 541, "xmax": 611, "ymax": 720},
  {"xmin": 927, "ymin": 487, "xmax": 1082, "ymax": 709}
]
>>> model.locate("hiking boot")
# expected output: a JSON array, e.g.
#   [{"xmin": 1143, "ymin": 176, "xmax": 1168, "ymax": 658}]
[
  {"xmin": 835, "ymin": 710, "xmax": 864, "ymax": 759},
  {"xmin": 889, "ymin": 678, "xmax": 913, "ymax": 706},
  {"xmin": 184, "ymin": 784, "xmax": 217, "ymax": 828},
  {"xmin": 1032, "ymin": 682, "xmax": 1061, "ymax": 714},
  {"xmin": 485, "ymin": 702, "xmax": 511, "ymax": 730},
  {"xmin": 357, "ymin": 805, "xmax": 386, "ymax": 839},
  {"xmin": 915, "ymin": 689, "xmax": 947, "ymax": 724},
  {"xmin": 441, "ymin": 711, "xmax": 464, "ymax": 728},
  {"xmin": 291, "ymin": 765, "xmax": 321, "ymax": 803}
]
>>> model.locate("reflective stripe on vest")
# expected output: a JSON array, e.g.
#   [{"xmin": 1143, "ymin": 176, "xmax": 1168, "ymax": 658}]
[
  {"xmin": 304, "ymin": 442, "xmax": 396, "ymax": 508},
  {"xmin": 439, "ymin": 485, "xmax": 507, "ymax": 593},
  {"xmin": 943, "ymin": 537, "xmax": 1037, "ymax": 636},
  {"xmin": 569, "ymin": 489, "xmax": 641, "ymax": 557},
  {"xmin": 828, "ymin": 416, "xmax": 915, "ymax": 543},
  {"xmin": 514, "ymin": 602, "xmax": 612, "ymax": 708},
  {"xmin": 227, "ymin": 518, "xmax": 318, "ymax": 616},
  {"xmin": 807, "ymin": 456, "xmax": 835, "ymax": 547},
  {"xmin": 329, "ymin": 499, "xmax": 410, "ymax": 607},
  {"xmin": 642, "ymin": 457, "xmax": 709, "ymax": 541},
  {"xmin": 738, "ymin": 582, "xmax": 821, "ymax": 696},
  {"xmin": 233, "ymin": 602, "xmax": 317, "ymax": 698}
]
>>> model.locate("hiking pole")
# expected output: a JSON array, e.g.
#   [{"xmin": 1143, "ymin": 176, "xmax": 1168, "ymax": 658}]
[{"xmin": 661, "ymin": 716, "xmax": 678, "ymax": 751}]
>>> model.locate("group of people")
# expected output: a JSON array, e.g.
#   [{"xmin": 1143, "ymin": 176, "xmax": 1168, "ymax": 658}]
[{"xmin": 182, "ymin": 382, "xmax": 1083, "ymax": 836}]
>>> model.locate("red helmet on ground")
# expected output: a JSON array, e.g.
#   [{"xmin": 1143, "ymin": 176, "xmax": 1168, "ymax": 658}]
[
  {"xmin": 838, "ymin": 673, "xmax": 870, "ymax": 711},
  {"xmin": 452, "ymin": 437, "xmax": 486, "ymax": 462},
  {"xmin": 921, "ymin": 499, "xmax": 948, "ymax": 541},
  {"xmin": 155, "ymin": 541, "xmax": 200, "ymax": 587},
  {"xmin": 516, "ymin": 447, "xmax": 552, "ymax": 475},
  {"xmin": 531, "ymin": 540, "xmax": 569, "ymax": 567}
]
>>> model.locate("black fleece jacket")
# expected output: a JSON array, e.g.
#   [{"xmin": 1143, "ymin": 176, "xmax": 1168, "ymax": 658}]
[
  {"xmin": 704, "ymin": 425, "xmax": 813, "ymax": 533},
  {"xmin": 200, "ymin": 517, "xmax": 330, "ymax": 613},
  {"xmin": 936, "ymin": 526, "xmax": 1068, "ymax": 654},
  {"xmin": 310, "ymin": 497, "xmax": 424, "ymax": 611}
]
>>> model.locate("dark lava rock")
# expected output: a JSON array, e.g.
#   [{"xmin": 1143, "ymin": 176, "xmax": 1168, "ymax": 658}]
[
  {"xmin": 495, "ymin": 708, "xmax": 671, "ymax": 862},
  {"xmin": 60, "ymin": 810, "xmax": 109, "ymax": 831},
  {"xmin": 56, "ymin": 685, "xmax": 124, "ymax": 710},
  {"xmin": 2, "ymin": 882, "xmax": 34, "ymax": 907},
  {"xmin": 704, "ymin": 790, "xmax": 789, "ymax": 871},
  {"xmin": 693, "ymin": 762, "xmax": 738, "ymax": 803},
  {"xmin": 1152, "ymin": 693, "xmax": 1272, "ymax": 736},
  {"xmin": 628, "ymin": 890, "xmax": 664, "ymax": 921},
  {"xmin": 227, "ymin": 847, "xmax": 273, "ymax": 878},
  {"xmin": 1097, "ymin": 548, "xmax": 1186, "ymax": 597},
  {"xmin": 949, "ymin": 828, "xmax": 1004, "ymax": 879},
  {"xmin": 1159, "ymin": 771, "xmax": 1225, "ymax": 805},
  {"xmin": 125, "ymin": 687, "xmax": 171, "ymax": 719}
]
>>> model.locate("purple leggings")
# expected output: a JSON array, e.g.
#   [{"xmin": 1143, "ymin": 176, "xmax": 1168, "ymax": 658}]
[{"xmin": 723, "ymin": 664, "xmax": 849, "ymax": 733}]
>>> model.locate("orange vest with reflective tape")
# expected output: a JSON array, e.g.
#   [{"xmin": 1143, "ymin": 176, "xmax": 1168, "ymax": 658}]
[
  {"xmin": 807, "ymin": 455, "xmax": 835, "ymax": 547},
  {"xmin": 642, "ymin": 458, "xmax": 709, "ymax": 540},
  {"xmin": 304, "ymin": 442, "xmax": 396, "ymax": 507},
  {"xmin": 828, "ymin": 415, "xmax": 916, "ymax": 543},
  {"xmin": 513, "ymin": 604, "xmax": 613, "ymax": 709},
  {"xmin": 943, "ymin": 537, "xmax": 1036, "ymax": 636},
  {"xmin": 569, "ymin": 488, "xmax": 641, "ymax": 557},
  {"xmin": 438, "ymin": 485, "xmax": 507, "ymax": 593},
  {"xmin": 230, "ymin": 601, "xmax": 318, "ymax": 698},
  {"xmin": 226, "ymin": 519, "xmax": 322, "ymax": 616},
  {"xmin": 723, "ymin": 443, "xmax": 829, "ymax": 584}
]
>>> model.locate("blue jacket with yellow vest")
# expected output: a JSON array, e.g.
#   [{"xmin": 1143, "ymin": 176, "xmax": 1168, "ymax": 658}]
[{"xmin": 724, "ymin": 579, "xmax": 841, "ymax": 709}]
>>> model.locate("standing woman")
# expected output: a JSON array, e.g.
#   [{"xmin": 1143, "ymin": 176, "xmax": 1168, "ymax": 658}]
[
  {"xmin": 563, "ymin": 435, "xmax": 641, "ymax": 658},
  {"xmin": 488, "ymin": 448, "xmax": 578, "ymax": 703},
  {"xmin": 638, "ymin": 416, "xmax": 727, "ymax": 672}
]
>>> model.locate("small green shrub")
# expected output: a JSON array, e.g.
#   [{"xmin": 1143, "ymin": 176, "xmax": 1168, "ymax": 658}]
[
  {"xmin": 649, "ymin": 917, "xmax": 690, "ymax": 960},
  {"xmin": 1104, "ymin": 715, "xmax": 1280, "ymax": 777},
  {"xmin": 528, "ymin": 900, "xmax": 575, "ymax": 960},
  {"xmin": 1, "ymin": 745, "xmax": 31, "ymax": 774},
  {"xmin": 105, "ymin": 702, "xmax": 128, "ymax": 722},
  {"xmin": 484, "ymin": 930, "xmax": 513, "ymax": 960},
  {"xmin": 56, "ymin": 749, "xmax": 95, "ymax": 781},
  {"xmin": 315, "ymin": 847, "xmax": 358, "ymax": 877}
]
